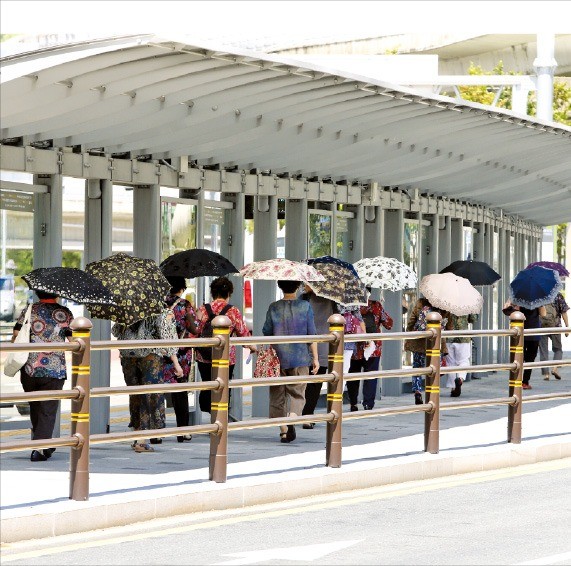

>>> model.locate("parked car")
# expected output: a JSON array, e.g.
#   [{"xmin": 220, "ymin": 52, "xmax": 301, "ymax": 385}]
[{"xmin": 0, "ymin": 275, "xmax": 16, "ymax": 322}]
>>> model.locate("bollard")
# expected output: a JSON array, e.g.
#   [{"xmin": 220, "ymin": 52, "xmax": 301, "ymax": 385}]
[
  {"xmin": 325, "ymin": 313, "xmax": 345, "ymax": 468},
  {"xmin": 424, "ymin": 311, "xmax": 442, "ymax": 454},
  {"xmin": 69, "ymin": 316, "xmax": 93, "ymax": 501},
  {"xmin": 508, "ymin": 311, "xmax": 525, "ymax": 443},
  {"xmin": 208, "ymin": 314, "xmax": 231, "ymax": 482}
]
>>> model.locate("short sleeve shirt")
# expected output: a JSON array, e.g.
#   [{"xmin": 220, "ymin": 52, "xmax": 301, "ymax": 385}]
[{"xmin": 15, "ymin": 301, "xmax": 73, "ymax": 380}]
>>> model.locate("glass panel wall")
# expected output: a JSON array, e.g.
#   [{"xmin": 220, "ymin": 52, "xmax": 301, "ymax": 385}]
[
  {"xmin": 308, "ymin": 211, "xmax": 332, "ymax": 258},
  {"xmin": 335, "ymin": 215, "xmax": 349, "ymax": 260},
  {"xmin": 402, "ymin": 220, "xmax": 420, "ymax": 365}
]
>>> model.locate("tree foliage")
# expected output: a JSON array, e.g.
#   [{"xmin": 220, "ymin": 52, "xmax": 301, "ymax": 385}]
[{"xmin": 456, "ymin": 62, "xmax": 571, "ymax": 126}]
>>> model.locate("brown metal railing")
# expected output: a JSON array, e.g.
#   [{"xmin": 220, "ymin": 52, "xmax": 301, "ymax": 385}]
[{"xmin": 1, "ymin": 312, "xmax": 570, "ymax": 501}]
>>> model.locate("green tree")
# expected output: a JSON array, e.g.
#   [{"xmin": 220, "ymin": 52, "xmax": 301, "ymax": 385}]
[{"xmin": 455, "ymin": 62, "xmax": 571, "ymax": 126}]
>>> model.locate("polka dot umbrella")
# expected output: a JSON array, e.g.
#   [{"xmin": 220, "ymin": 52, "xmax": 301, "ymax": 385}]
[
  {"xmin": 22, "ymin": 267, "xmax": 116, "ymax": 305},
  {"xmin": 85, "ymin": 253, "xmax": 171, "ymax": 326}
]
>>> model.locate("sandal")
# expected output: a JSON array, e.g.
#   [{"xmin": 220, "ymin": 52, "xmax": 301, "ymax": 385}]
[
  {"xmin": 177, "ymin": 435, "xmax": 193, "ymax": 443},
  {"xmin": 552, "ymin": 371, "xmax": 562, "ymax": 380},
  {"xmin": 280, "ymin": 431, "xmax": 290, "ymax": 443},
  {"xmin": 302, "ymin": 423, "xmax": 315, "ymax": 429}
]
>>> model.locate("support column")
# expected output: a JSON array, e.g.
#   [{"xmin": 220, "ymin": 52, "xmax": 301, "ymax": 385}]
[
  {"xmin": 221, "ymin": 193, "xmax": 245, "ymax": 421},
  {"xmin": 84, "ymin": 179, "xmax": 113, "ymax": 434},
  {"xmin": 33, "ymin": 174, "xmax": 63, "ymax": 269},
  {"xmin": 251, "ymin": 196, "xmax": 278, "ymax": 416},
  {"xmin": 438, "ymin": 216, "xmax": 451, "ymax": 270},
  {"xmin": 285, "ymin": 199, "xmax": 308, "ymax": 261},
  {"xmin": 497, "ymin": 226, "xmax": 510, "ymax": 362},
  {"xmin": 424, "ymin": 214, "xmax": 439, "ymax": 276},
  {"xmin": 472, "ymin": 221, "xmax": 486, "ymax": 372},
  {"xmin": 382, "ymin": 209, "xmax": 404, "ymax": 396},
  {"xmin": 450, "ymin": 218, "xmax": 463, "ymax": 261},
  {"xmin": 346, "ymin": 205, "xmax": 364, "ymax": 264},
  {"xmin": 362, "ymin": 206, "xmax": 384, "ymax": 260},
  {"xmin": 133, "ymin": 184, "xmax": 160, "ymax": 263},
  {"xmin": 484, "ymin": 223, "xmax": 495, "ymax": 365}
]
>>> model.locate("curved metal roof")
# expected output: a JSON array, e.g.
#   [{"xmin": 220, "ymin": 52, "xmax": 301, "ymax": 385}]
[{"xmin": 1, "ymin": 34, "xmax": 570, "ymax": 225}]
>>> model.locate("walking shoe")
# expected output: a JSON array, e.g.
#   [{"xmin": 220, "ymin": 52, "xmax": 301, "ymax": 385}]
[
  {"xmin": 522, "ymin": 383, "xmax": 532, "ymax": 390},
  {"xmin": 451, "ymin": 377, "xmax": 463, "ymax": 397},
  {"xmin": 552, "ymin": 371, "xmax": 562, "ymax": 380},
  {"xmin": 133, "ymin": 443, "xmax": 155, "ymax": 453},
  {"xmin": 30, "ymin": 450, "xmax": 47, "ymax": 462},
  {"xmin": 414, "ymin": 392, "xmax": 423, "ymax": 405},
  {"xmin": 363, "ymin": 405, "xmax": 373, "ymax": 410},
  {"xmin": 302, "ymin": 423, "xmax": 315, "ymax": 429},
  {"xmin": 350, "ymin": 405, "xmax": 359, "ymax": 412},
  {"xmin": 149, "ymin": 438, "xmax": 162, "ymax": 444},
  {"xmin": 285, "ymin": 425, "xmax": 296, "ymax": 442},
  {"xmin": 177, "ymin": 435, "xmax": 193, "ymax": 443},
  {"xmin": 42, "ymin": 448, "xmax": 56, "ymax": 459},
  {"xmin": 544, "ymin": 375, "xmax": 550, "ymax": 380}
]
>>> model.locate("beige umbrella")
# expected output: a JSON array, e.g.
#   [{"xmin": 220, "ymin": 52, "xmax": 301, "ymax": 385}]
[{"xmin": 419, "ymin": 272, "xmax": 483, "ymax": 315}]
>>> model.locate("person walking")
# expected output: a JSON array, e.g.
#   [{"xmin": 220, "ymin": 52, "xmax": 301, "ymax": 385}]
[
  {"xmin": 163, "ymin": 276, "xmax": 199, "ymax": 442},
  {"xmin": 502, "ymin": 300, "xmax": 547, "ymax": 389},
  {"xmin": 539, "ymin": 292, "xmax": 569, "ymax": 381},
  {"xmin": 404, "ymin": 297, "xmax": 453, "ymax": 405},
  {"xmin": 338, "ymin": 305, "xmax": 366, "ymax": 412},
  {"xmin": 11, "ymin": 291, "xmax": 74, "ymax": 462},
  {"xmin": 262, "ymin": 280, "xmax": 319, "ymax": 443},
  {"xmin": 195, "ymin": 276, "xmax": 256, "ymax": 415},
  {"xmin": 112, "ymin": 309, "xmax": 183, "ymax": 452},
  {"xmin": 349, "ymin": 288, "xmax": 394, "ymax": 410},
  {"xmin": 446, "ymin": 313, "xmax": 478, "ymax": 397},
  {"xmin": 299, "ymin": 283, "xmax": 338, "ymax": 428}
]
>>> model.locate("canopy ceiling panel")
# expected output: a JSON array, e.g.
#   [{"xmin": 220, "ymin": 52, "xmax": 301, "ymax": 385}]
[{"xmin": 1, "ymin": 34, "xmax": 570, "ymax": 225}]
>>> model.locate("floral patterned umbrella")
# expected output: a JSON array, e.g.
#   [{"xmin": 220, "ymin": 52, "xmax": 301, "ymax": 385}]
[
  {"xmin": 306, "ymin": 261, "xmax": 368, "ymax": 306},
  {"xmin": 239, "ymin": 259, "xmax": 325, "ymax": 282},
  {"xmin": 353, "ymin": 256, "xmax": 417, "ymax": 292},
  {"xmin": 419, "ymin": 272, "xmax": 483, "ymax": 316},
  {"xmin": 85, "ymin": 253, "xmax": 171, "ymax": 326}
]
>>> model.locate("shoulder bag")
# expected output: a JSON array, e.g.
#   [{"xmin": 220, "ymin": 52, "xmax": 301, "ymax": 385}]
[{"xmin": 4, "ymin": 304, "xmax": 33, "ymax": 377}]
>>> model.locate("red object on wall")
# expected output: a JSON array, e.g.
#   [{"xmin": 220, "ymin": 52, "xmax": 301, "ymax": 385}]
[{"xmin": 244, "ymin": 280, "xmax": 252, "ymax": 308}]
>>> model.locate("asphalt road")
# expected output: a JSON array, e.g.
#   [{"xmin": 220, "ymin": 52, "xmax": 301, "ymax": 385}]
[{"xmin": 2, "ymin": 459, "xmax": 570, "ymax": 566}]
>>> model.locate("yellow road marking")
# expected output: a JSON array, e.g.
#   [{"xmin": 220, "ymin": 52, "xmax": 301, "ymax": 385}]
[{"xmin": 2, "ymin": 458, "xmax": 569, "ymax": 562}]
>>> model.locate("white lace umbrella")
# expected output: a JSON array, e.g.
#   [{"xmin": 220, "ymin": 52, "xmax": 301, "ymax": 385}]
[
  {"xmin": 239, "ymin": 259, "xmax": 325, "ymax": 282},
  {"xmin": 353, "ymin": 256, "xmax": 417, "ymax": 291},
  {"xmin": 419, "ymin": 272, "xmax": 483, "ymax": 315}
]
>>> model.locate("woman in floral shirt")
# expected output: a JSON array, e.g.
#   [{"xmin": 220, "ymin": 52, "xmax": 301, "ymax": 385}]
[
  {"xmin": 195, "ymin": 277, "xmax": 256, "ymax": 414},
  {"xmin": 349, "ymin": 290, "xmax": 394, "ymax": 410},
  {"xmin": 12, "ymin": 291, "xmax": 74, "ymax": 462}
]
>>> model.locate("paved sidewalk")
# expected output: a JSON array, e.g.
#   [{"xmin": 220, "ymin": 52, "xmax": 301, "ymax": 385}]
[{"xmin": 1, "ymin": 361, "xmax": 570, "ymax": 544}]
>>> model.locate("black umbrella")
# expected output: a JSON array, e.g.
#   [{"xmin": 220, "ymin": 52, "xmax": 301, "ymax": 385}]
[
  {"xmin": 160, "ymin": 248, "xmax": 239, "ymax": 278},
  {"xmin": 439, "ymin": 260, "xmax": 501, "ymax": 286},
  {"xmin": 22, "ymin": 267, "xmax": 115, "ymax": 305}
]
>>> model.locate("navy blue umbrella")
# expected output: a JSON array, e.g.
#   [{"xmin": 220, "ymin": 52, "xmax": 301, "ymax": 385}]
[{"xmin": 509, "ymin": 266, "xmax": 563, "ymax": 310}]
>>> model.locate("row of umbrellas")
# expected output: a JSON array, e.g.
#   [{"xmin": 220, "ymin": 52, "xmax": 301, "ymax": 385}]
[{"xmin": 21, "ymin": 250, "xmax": 567, "ymax": 326}]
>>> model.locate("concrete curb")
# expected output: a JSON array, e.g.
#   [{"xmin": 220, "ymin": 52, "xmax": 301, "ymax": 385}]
[{"xmin": 2, "ymin": 428, "xmax": 570, "ymax": 543}]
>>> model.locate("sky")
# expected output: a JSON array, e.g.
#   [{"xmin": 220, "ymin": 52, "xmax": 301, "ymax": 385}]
[{"xmin": 0, "ymin": 1, "xmax": 565, "ymax": 43}]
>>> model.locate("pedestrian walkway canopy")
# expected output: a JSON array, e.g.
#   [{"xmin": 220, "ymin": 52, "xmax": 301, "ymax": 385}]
[{"xmin": 1, "ymin": 34, "xmax": 570, "ymax": 225}]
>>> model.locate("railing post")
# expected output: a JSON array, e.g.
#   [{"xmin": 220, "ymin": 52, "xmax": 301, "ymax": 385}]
[
  {"xmin": 508, "ymin": 311, "xmax": 525, "ymax": 443},
  {"xmin": 209, "ymin": 314, "xmax": 231, "ymax": 482},
  {"xmin": 69, "ymin": 316, "xmax": 93, "ymax": 501},
  {"xmin": 424, "ymin": 311, "xmax": 442, "ymax": 454},
  {"xmin": 326, "ymin": 313, "xmax": 345, "ymax": 468}
]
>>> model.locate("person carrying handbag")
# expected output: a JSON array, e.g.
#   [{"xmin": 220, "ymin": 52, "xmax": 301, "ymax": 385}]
[
  {"xmin": 10, "ymin": 291, "xmax": 74, "ymax": 462},
  {"xmin": 162, "ymin": 276, "xmax": 199, "ymax": 443}
]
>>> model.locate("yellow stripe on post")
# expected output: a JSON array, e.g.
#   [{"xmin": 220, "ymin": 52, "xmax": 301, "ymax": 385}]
[
  {"xmin": 213, "ymin": 328, "xmax": 230, "ymax": 335},
  {"xmin": 211, "ymin": 403, "xmax": 228, "ymax": 411},
  {"xmin": 327, "ymin": 355, "xmax": 344, "ymax": 362},
  {"xmin": 426, "ymin": 349, "xmax": 440, "ymax": 356},
  {"xmin": 329, "ymin": 325, "xmax": 344, "ymax": 332},
  {"xmin": 326, "ymin": 393, "xmax": 343, "ymax": 401},
  {"xmin": 509, "ymin": 380, "xmax": 523, "ymax": 387},
  {"xmin": 425, "ymin": 386, "xmax": 440, "ymax": 393},
  {"xmin": 211, "ymin": 360, "xmax": 230, "ymax": 368}
]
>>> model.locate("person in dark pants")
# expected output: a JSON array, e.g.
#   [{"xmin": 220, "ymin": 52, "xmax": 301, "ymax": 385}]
[
  {"xmin": 503, "ymin": 300, "xmax": 546, "ymax": 389},
  {"xmin": 194, "ymin": 277, "xmax": 256, "ymax": 415},
  {"xmin": 300, "ymin": 284, "xmax": 338, "ymax": 428},
  {"xmin": 163, "ymin": 276, "xmax": 199, "ymax": 443},
  {"xmin": 348, "ymin": 288, "xmax": 394, "ymax": 410},
  {"xmin": 11, "ymin": 291, "xmax": 74, "ymax": 462}
]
